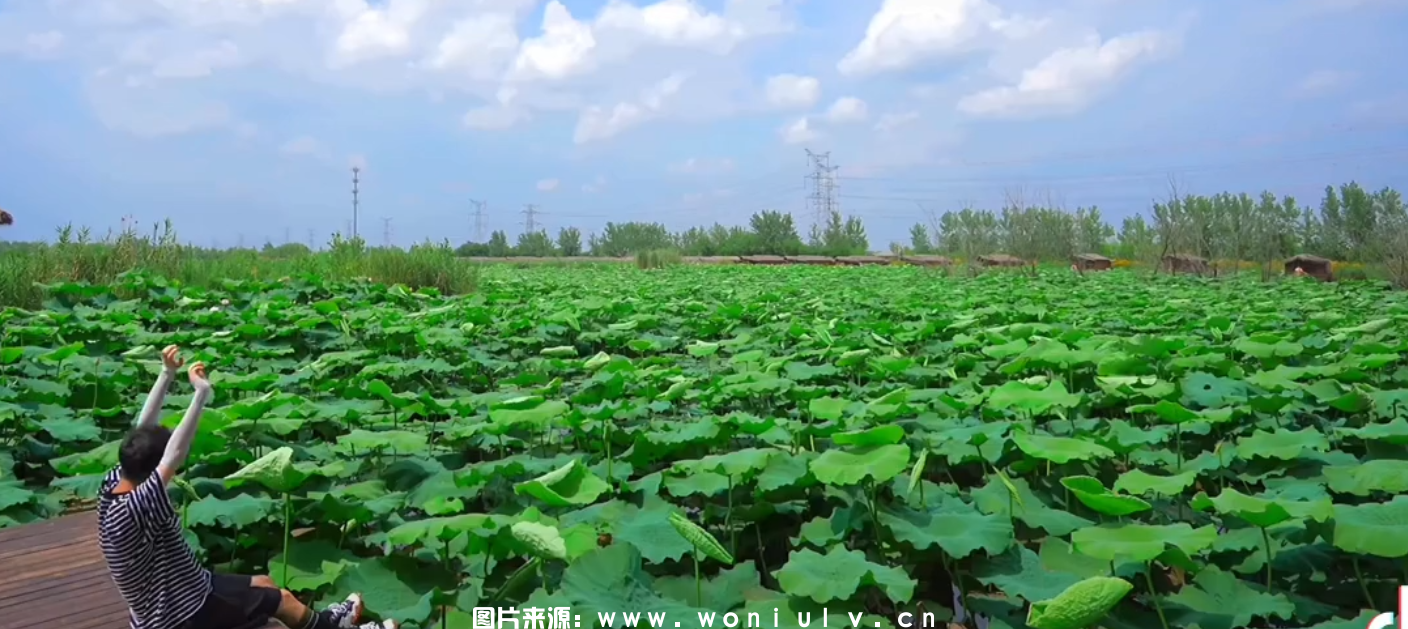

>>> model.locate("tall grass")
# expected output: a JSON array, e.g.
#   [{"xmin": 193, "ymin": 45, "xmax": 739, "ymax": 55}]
[{"xmin": 0, "ymin": 221, "xmax": 478, "ymax": 309}]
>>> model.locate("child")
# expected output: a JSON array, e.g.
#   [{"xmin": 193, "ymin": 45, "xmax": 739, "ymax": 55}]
[{"xmin": 99, "ymin": 345, "xmax": 398, "ymax": 629}]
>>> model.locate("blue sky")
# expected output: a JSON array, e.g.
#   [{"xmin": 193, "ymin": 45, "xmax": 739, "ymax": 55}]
[{"xmin": 1, "ymin": 0, "xmax": 1406, "ymax": 250}]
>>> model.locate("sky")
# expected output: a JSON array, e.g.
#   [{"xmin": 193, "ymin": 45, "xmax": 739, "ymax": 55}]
[{"xmin": 1, "ymin": 0, "xmax": 1407, "ymax": 250}]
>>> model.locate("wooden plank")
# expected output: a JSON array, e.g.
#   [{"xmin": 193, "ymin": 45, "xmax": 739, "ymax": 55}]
[
  {"xmin": 0, "ymin": 511, "xmax": 128, "ymax": 629},
  {"xmin": 0, "ymin": 511, "xmax": 287, "ymax": 629}
]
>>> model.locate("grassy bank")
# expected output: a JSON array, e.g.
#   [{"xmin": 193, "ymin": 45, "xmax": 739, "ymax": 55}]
[{"xmin": 0, "ymin": 222, "xmax": 477, "ymax": 309}]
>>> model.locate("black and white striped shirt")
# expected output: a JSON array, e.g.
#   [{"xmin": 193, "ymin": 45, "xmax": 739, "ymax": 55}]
[{"xmin": 98, "ymin": 467, "xmax": 212, "ymax": 629}]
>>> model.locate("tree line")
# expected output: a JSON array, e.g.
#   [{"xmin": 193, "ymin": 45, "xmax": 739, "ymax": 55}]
[
  {"xmin": 455, "ymin": 181, "xmax": 1407, "ymax": 270},
  {"xmin": 455, "ymin": 210, "xmax": 870, "ymax": 258}
]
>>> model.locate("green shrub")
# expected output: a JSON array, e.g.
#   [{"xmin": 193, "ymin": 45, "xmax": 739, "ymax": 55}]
[
  {"xmin": 0, "ymin": 222, "xmax": 477, "ymax": 309},
  {"xmin": 635, "ymin": 249, "xmax": 682, "ymax": 270}
]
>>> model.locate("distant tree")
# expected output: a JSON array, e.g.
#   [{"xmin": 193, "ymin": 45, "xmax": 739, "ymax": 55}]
[
  {"xmin": 456, "ymin": 241, "xmax": 493, "ymax": 256},
  {"xmin": 557, "ymin": 227, "xmax": 583, "ymax": 256},
  {"xmin": 487, "ymin": 230, "xmax": 511, "ymax": 256},
  {"xmin": 908, "ymin": 223, "xmax": 931, "ymax": 253},
  {"xmin": 515, "ymin": 230, "xmax": 556, "ymax": 256},
  {"xmin": 748, "ymin": 210, "xmax": 805, "ymax": 255},
  {"xmin": 589, "ymin": 222, "xmax": 675, "ymax": 256}
]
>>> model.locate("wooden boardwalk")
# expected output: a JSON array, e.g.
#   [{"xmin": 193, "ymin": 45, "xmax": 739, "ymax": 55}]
[{"xmin": 0, "ymin": 510, "xmax": 131, "ymax": 629}]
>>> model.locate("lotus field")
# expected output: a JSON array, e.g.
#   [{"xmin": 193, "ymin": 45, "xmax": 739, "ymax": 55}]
[{"xmin": 3, "ymin": 265, "xmax": 1408, "ymax": 629}]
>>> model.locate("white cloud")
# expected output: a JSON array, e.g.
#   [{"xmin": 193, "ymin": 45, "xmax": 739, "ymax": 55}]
[
  {"xmin": 463, "ymin": 86, "xmax": 531, "ymax": 130},
  {"xmin": 6, "ymin": 0, "xmax": 793, "ymax": 144},
  {"xmin": 331, "ymin": 1, "xmax": 429, "ymax": 68},
  {"xmin": 463, "ymin": 105, "xmax": 529, "ymax": 130},
  {"xmin": 507, "ymin": 0, "xmax": 786, "ymax": 83},
  {"xmin": 573, "ymin": 72, "xmax": 687, "ymax": 143},
  {"xmin": 780, "ymin": 117, "xmax": 817, "ymax": 144},
  {"xmin": 151, "ymin": 41, "xmax": 242, "ymax": 79},
  {"xmin": 1293, "ymin": 69, "xmax": 1356, "ymax": 97},
  {"xmin": 428, "ymin": 12, "xmax": 521, "ymax": 81},
  {"xmin": 837, "ymin": 0, "xmax": 1046, "ymax": 76},
  {"xmin": 874, "ymin": 111, "xmax": 919, "ymax": 133},
  {"xmin": 510, "ymin": 2, "xmax": 598, "ymax": 81},
  {"xmin": 537, "ymin": 178, "xmax": 561, "ymax": 192},
  {"xmin": 3, "ymin": 30, "xmax": 65, "ymax": 58},
  {"xmin": 582, "ymin": 175, "xmax": 607, "ymax": 193},
  {"xmin": 279, "ymin": 135, "xmax": 327, "ymax": 158},
  {"xmin": 957, "ymin": 30, "xmax": 1172, "ymax": 118},
  {"xmin": 765, "ymin": 73, "xmax": 820, "ymax": 109},
  {"xmin": 84, "ymin": 70, "xmax": 234, "ymax": 137},
  {"xmin": 669, "ymin": 157, "xmax": 735, "ymax": 174},
  {"xmin": 823, "ymin": 97, "xmax": 868, "ymax": 123}
]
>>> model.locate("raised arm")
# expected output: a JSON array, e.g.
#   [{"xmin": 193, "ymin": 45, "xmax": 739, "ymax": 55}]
[
  {"xmin": 136, "ymin": 345, "xmax": 184, "ymax": 428},
  {"xmin": 157, "ymin": 362, "xmax": 212, "ymax": 484}
]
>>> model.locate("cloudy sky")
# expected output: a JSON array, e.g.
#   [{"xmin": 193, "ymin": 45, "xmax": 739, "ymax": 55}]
[{"xmin": 1, "ymin": 0, "xmax": 1406, "ymax": 249}]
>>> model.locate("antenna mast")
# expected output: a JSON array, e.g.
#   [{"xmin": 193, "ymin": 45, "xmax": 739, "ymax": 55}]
[{"xmin": 351, "ymin": 166, "xmax": 361, "ymax": 240}]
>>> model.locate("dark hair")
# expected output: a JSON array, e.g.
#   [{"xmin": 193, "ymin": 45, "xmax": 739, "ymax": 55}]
[{"xmin": 120, "ymin": 425, "xmax": 172, "ymax": 484}]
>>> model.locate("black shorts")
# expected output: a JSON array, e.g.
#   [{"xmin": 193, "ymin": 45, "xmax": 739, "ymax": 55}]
[{"xmin": 179, "ymin": 573, "xmax": 283, "ymax": 629}]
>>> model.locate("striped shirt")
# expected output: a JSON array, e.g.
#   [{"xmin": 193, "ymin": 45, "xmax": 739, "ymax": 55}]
[{"xmin": 98, "ymin": 467, "xmax": 212, "ymax": 629}]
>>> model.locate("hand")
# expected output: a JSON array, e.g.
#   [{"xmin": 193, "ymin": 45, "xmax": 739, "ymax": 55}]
[
  {"xmin": 188, "ymin": 362, "xmax": 212, "ymax": 391},
  {"xmin": 161, "ymin": 345, "xmax": 184, "ymax": 372}
]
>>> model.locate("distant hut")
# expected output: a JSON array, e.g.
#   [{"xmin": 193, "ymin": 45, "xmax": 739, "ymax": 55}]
[
  {"xmin": 835, "ymin": 255, "xmax": 890, "ymax": 265},
  {"xmin": 785, "ymin": 255, "xmax": 838, "ymax": 266},
  {"xmin": 902, "ymin": 255, "xmax": 953, "ymax": 267},
  {"xmin": 739, "ymin": 255, "xmax": 787, "ymax": 265},
  {"xmin": 1072, "ymin": 253, "xmax": 1112, "ymax": 271},
  {"xmin": 1284, "ymin": 254, "xmax": 1333, "ymax": 282},
  {"xmin": 978, "ymin": 254, "xmax": 1025, "ymax": 268},
  {"xmin": 1161, "ymin": 253, "xmax": 1210, "ymax": 275}
]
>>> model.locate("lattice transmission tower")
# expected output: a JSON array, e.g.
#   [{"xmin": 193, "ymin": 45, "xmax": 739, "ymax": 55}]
[
  {"xmin": 804, "ymin": 149, "xmax": 840, "ymax": 243},
  {"xmin": 471, "ymin": 199, "xmax": 487, "ymax": 241}
]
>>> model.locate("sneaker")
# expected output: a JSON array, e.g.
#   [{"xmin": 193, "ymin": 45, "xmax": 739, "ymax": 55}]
[
  {"xmin": 357, "ymin": 621, "xmax": 398, "ymax": 629},
  {"xmin": 323, "ymin": 593, "xmax": 365, "ymax": 629}
]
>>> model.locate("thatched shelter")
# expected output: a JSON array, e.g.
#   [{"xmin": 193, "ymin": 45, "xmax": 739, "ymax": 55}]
[
  {"xmin": 739, "ymin": 255, "xmax": 787, "ymax": 265},
  {"xmin": 785, "ymin": 255, "xmax": 838, "ymax": 265},
  {"xmin": 902, "ymin": 255, "xmax": 953, "ymax": 267},
  {"xmin": 978, "ymin": 254, "xmax": 1025, "ymax": 267},
  {"xmin": 1285, "ymin": 254, "xmax": 1333, "ymax": 281},
  {"xmin": 835, "ymin": 255, "xmax": 890, "ymax": 265},
  {"xmin": 1161, "ymin": 253, "xmax": 1210, "ymax": 275},
  {"xmin": 1072, "ymin": 253, "xmax": 1112, "ymax": 271}
]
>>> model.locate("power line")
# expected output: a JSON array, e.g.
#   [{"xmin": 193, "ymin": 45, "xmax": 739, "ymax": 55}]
[
  {"xmin": 471, "ymin": 199, "xmax": 486, "ymax": 241},
  {"xmin": 523, "ymin": 204, "xmax": 538, "ymax": 232}
]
